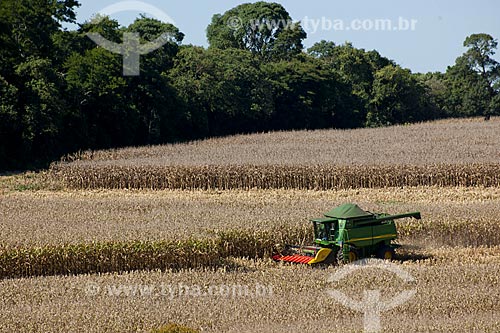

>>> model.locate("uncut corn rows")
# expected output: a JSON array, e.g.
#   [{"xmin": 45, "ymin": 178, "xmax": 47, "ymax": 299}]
[
  {"xmin": 52, "ymin": 163, "xmax": 500, "ymax": 190},
  {"xmin": 4, "ymin": 212, "xmax": 500, "ymax": 279},
  {"xmin": 0, "ymin": 227, "xmax": 310, "ymax": 279}
]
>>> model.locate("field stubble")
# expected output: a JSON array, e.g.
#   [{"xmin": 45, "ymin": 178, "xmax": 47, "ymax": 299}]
[
  {"xmin": 1, "ymin": 187, "xmax": 499, "ymax": 248},
  {"xmin": 1, "ymin": 255, "xmax": 500, "ymax": 332}
]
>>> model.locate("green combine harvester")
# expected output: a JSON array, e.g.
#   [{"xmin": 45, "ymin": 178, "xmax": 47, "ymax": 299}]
[{"xmin": 272, "ymin": 203, "xmax": 421, "ymax": 265}]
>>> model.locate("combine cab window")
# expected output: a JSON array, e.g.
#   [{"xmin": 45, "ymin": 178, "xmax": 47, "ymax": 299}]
[
  {"xmin": 314, "ymin": 222, "xmax": 333, "ymax": 241},
  {"xmin": 319, "ymin": 224, "xmax": 326, "ymax": 240}
]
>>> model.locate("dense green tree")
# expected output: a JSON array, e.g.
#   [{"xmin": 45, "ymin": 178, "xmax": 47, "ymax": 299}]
[
  {"xmin": 444, "ymin": 58, "xmax": 489, "ymax": 118},
  {"xmin": 415, "ymin": 72, "xmax": 448, "ymax": 118},
  {"xmin": 15, "ymin": 58, "xmax": 66, "ymax": 161},
  {"xmin": 444, "ymin": 34, "xmax": 499, "ymax": 118},
  {"xmin": 0, "ymin": 0, "xmax": 79, "ymax": 71},
  {"xmin": 368, "ymin": 65, "xmax": 431, "ymax": 126},
  {"xmin": 491, "ymin": 93, "xmax": 500, "ymax": 115},
  {"xmin": 0, "ymin": 76, "xmax": 19, "ymax": 170},
  {"xmin": 308, "ymin": 41, "xmax": 395, "ymax": 126},
  {"xmin": 463, "ymin": 34, "xmax": 499, "ymax": 90},
  {"xmin": 262, "ymin": 56, "xmax": 351, "ymax": 130},
  {"xmin": 309, "ymin": 42, "xmax": 392, "ymax": 99},
  {"xmin": 207, "ymin": 2, "xmax": 306, "ymax": 61},
  {"xmin": 72, "ymin": 15, "xmax": 123, "ymax": 55},
  {"xmin": 0, "ymin": 0, "xmax": 79, "ymax": 169},
  {"xmin": 63, "ymin": 16, "xmax": 186, "ymax": 148},
  {"xmin": 125, "ymin": 16, "xmax": 185, "ymax": 143},
  {"xmin": 126, "ymin": 15, "xmax": 184, "ymax": 66},
  {"xmin": 307, "ymin": 40, "xmax": 336, "ymax": 60},
  {"xmin": 169, "ymin": 47, "xmax": 274, "ymax": 136},
  {"xmin": 65, "ymin": 47, "xmax": 134, "ymax": 149}
]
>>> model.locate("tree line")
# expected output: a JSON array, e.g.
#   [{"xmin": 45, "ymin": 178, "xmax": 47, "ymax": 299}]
[{"xmin": 0, "ymin": 1, "xmax": 499, "ymax": 171}]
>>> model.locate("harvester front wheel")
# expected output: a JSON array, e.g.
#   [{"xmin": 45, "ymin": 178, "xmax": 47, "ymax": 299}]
[
  {"xmin": 337, "ymin": 248, "xmax": 358, "ymax": 264},
  {"xmin": 377, "ymin": 245, "xmax": 395, "ymax": 260}
]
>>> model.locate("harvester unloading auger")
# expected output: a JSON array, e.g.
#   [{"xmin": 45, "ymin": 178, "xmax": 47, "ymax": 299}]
[{"xmin": 272, "ymin": 203, "xmax": 421, "ymax": 265}]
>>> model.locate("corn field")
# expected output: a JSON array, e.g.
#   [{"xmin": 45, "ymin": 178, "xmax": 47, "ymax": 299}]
[
  {"xmin": 0, "ymin": 227, "xmax": 312, "ymax": 279},
  {"xmin": 51, "ymin": 118, "xmax": 500, "ymax": 190},
  {"xmin": 52, "ymin": 163, "xmax": 500, "ymax": 190},
  {"xmin": 3, "ymin": 118, "xmax": 500, "ymax": 332}
]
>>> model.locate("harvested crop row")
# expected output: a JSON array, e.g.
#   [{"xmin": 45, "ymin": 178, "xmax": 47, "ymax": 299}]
[{"xmin": 51, "ymin": 163, "xmax": 500, "ymax": 190}]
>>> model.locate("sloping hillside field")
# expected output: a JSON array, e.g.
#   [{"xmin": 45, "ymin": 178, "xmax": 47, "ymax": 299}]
[
  {"xmin": 1, "ymin": 118, "xmax": 500, "ymax": 332},
  {"xmin": 51, "ymin": 117, "xmax": 500, "ymax": 189}
]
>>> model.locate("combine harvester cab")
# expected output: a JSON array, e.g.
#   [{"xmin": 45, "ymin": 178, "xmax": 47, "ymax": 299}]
[{"xmin": 273, "ymin": 203, "xmax": 421, "ymax": 265}]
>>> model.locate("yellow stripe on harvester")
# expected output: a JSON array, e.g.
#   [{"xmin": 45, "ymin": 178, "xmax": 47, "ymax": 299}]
[{"xmin": 348, "ymin": 234, "xmax": 397, "ymax": 242}]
